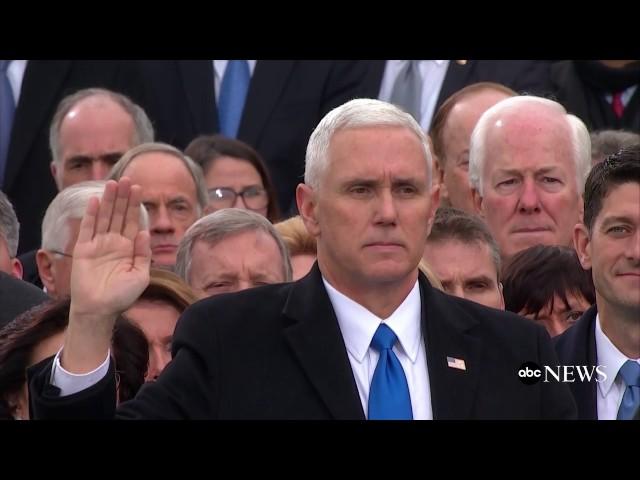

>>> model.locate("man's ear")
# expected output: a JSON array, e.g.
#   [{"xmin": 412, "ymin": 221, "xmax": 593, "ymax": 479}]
[
  {"xmin": 36, "ymin": 249, "xmax": 56, "ymax": 296},
  {"xmin": 296, "ymin": 183, "xmax": 320, "ymax": 237},
  {"xmin": 425, "ymin": 183, "xmax": 441, "ymax": 236},
  {"xmin": 573, "ymin": 223, "xmax": 592, "ymax": 270},
  {"xmin": 434, "ymin": 160, "xmax": 448, "ymax": 201},
  {"xmin": 10, "ymin": 257, "xmax": 23, "ymax": 279},
  {"xmin": 50, "ymin": 162, "xmax": 61, "ymax": 190},
  {"xmin": 472, "ymin": 188, "xmax": 484, "ymax": 217}
]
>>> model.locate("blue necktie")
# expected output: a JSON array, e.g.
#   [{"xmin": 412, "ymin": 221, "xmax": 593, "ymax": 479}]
[
  {"xmin": 218, "ymin": 60, "xmax": 250, "ymax": 138},
  {"xmin": 617, "ymin": 360, "xmax": 640, "ymax": 420},
  {"xmin": 0, "ymin": 60, "xmax": 15, "ymax": 188},
  {"xmin": 368, "ymin": 323, "xmax": 413, "ymax": 420}
]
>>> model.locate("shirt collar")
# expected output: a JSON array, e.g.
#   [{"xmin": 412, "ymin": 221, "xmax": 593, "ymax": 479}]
[
  {"xmin": 322, "ymin": 276, "xmax": 422, "ymax": 364},
  {"xmin": 595, "ymin": 313, "xmax": 634, "ymax": 397}
]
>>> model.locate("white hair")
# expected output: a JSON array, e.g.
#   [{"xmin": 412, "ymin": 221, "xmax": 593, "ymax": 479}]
[
  {"xmin": 304, "ymin": 98, "xmax": 434, "ymax": 189},
  {"xmin": 175, "ymin": 208, "xmax": 292, "ymax": 285},
  {"xmin": 41, "ymin": 180, "xmax": 149, "ymax": 252},
  {"xmin": 469, "ymin": 95, "xmax": 591, "ymax": 196}
]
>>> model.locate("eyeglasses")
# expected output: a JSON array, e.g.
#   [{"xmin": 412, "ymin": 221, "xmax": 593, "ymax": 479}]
[
  {"xmin": 49, "ymin": 250, "xmax": 73, "ymax": 258},
  {"xmin": 208, "ymin": 186, "xmax": 268, "ymax": 210}
]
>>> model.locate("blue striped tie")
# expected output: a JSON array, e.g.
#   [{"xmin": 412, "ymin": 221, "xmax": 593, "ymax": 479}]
[
  {"xmin": 218, "ymin": 60, "xmax": 250, "ymax": 138},
  {"xmin": 368, "ymin": 323, "xmax": 413, "ymax": 420},
  {"xmin": 617, "ymin": 360, "xmax": 640, "ymax": 420},
  {"xmin": 0, "ymin": 60, "xmax": 15, "ymax": 187}
]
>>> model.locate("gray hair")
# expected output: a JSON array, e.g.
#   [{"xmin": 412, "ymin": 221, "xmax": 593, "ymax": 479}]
[
  {"xmin": 0, "ymin": 190, "xmax": 19, "ymax": 257},
  {"xmin": 108, "ymin": 142, "xmax": 208, "ymax": 216},
  {"xmin": 175, "ymin": 208, "xmax": 293, "ymax": 284},
  {"xmin": 49, "ymin": 88, "xmax": 155, "ymax": 166},
  {"xmin": 590, "ymin": 130, "xmax": 640, "ymax": 163},
  {"xmin": 304, "ymin": 98, "xmax": 434, "ymax": 189},
  {"xmin": 41, "ymin": 181, "xmax": 149, "ymax": 252},
  {"xmin": 469, "ymin": 95, "xmax": 591, "ymax": 196}
]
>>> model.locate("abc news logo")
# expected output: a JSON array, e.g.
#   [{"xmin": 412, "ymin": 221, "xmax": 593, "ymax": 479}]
[{"xmin": 517, "ymin": 362, "xmax": 607, "ymax": 385}]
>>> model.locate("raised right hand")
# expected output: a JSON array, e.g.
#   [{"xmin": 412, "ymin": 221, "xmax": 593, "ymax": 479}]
[{"xmin": 62, "ymin": 178, "xmax": 151, "ymax": 373}]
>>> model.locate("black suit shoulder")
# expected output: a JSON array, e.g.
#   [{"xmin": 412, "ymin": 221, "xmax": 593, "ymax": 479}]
[{"xmin": 0, "ymin": 271, "xmax": 49, "ymax": 328}]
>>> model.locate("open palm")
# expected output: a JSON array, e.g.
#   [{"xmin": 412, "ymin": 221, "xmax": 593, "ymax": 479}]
[{"xmin": 70, "ymin": 178, "xmax": 151, "ymax": 319}]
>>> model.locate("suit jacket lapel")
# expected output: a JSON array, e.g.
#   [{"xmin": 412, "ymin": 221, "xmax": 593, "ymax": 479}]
[
  {"xmin": 5, "ymin": 60, "xmax": 72, "ymax": 189},
  {"xmin": 238, "ymin": 60, "xmax": 295, "ymax": 146},
  {"xmin": 420, "ymin": 280, "xmax": 483, "ymax": 419},
  {"xmin": 568, "ymin": 307, "xmax": 599, "ymax": 419},
  {"xmin": 435, "ymin": 60, "xmax": 476, "ymax": 111},
  {"xmin": 282, "ymin": 264, "xmax": 365, "ymax": 420},
  {"xmin": 177, "ymin": 60, "xmax": 217, "ymax": 134}
]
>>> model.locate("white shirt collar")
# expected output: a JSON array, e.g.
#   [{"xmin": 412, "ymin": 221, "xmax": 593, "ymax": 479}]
[
  {"xmin": 213, "ymin": 60, "xmax": 257, "ymax": 80},
  {"xmin": 595, "ymin": 313, "xmax": 635, "ymax": 397},
  {"xmin": 322, "ymin": 276, "xmax": 422, "ymax": 364}
]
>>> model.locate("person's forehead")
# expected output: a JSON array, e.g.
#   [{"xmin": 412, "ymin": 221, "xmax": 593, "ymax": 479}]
[
  {"xmin": 195, "ymin": 230, "xmax": 281, "ymax": 263},
  {"xmin": 597, "ymin": 182, "xmax": 640, "ymax": 221},
  {"xmin": 126, "ymin": 154, "xmax": 197, "ymax": 194},
  {"xmin": 427, "ymin": 239, "xmax": 496, "ymax": 272},
  {"xmin": 326, "ymin": 127, "xmax": 428, "ymax": 174}
]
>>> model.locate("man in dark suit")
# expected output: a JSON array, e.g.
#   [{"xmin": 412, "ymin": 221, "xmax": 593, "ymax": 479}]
[
  {"xmin": 0, "ymin": 271, "xmax": 49, "ymax": 328},
  {"xmin": 555, "ymin": 146, "xmax": 640, "ymax": 420},
  {"xmin": 360, "ymin": 60, "xmax": 553, "ymax": 129},
  {"xmin": 2, "ymin": 61, "xmax": 136, "ymax": 255},
  {"xmin": 550, "ymin": 60, "xmax": 640, "ymax": 132},
  {"xmin": 29, "ymin": 99, "xmax": 576, "ymax": 419},
  {"xmin": 117, "ymin": 60, "xmax": 371, "ymax": 214}
]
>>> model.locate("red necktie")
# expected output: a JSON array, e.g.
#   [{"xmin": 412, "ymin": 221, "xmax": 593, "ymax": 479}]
[{"xmin": 612, "ymin": 91, "xmax": 624, "ymax": 118}]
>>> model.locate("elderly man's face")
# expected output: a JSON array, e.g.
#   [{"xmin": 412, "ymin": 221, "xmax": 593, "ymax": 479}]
[
  {"xmin": 123, "ymin": 153, "xmax": 201, "ymax": 267},
  {"xmin": 300, "ymin": 126, "xmax": 439, "ymax": 297},
  {"xmin": 188, "ymin": 229, "xmax": 286, "ymax": 298},
  {"xmin": 474, "ymin": 110, "xmax": 583, "ymax": 260},
  {"xmin": 51, "ymin": 96, "xmax": 136, "ymax": 190}
]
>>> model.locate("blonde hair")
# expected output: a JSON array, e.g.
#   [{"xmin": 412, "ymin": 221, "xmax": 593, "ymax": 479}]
[{"xmin": 274, "ymin": 216, "xmax": 316, "ymax": 257}]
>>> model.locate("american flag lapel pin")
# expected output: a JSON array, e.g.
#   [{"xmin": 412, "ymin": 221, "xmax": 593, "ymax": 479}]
[{"xmin": 447, "ymin": 356, "xmax": 466, "ymax": 371}]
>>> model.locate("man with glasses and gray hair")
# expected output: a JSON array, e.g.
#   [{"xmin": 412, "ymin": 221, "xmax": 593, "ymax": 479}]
[{"xmin": 175, "ymin": 208, "xmax": 292, "ymax": 299}]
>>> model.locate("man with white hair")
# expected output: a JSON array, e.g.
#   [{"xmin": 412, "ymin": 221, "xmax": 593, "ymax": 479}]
[
  {"xmin": 29, "ymin": 99, "xmax": 576, "ymax": 420},
  {"xmin": 175, "ymin": 208, "xmax": 291, "ymax": 299},
  {"xmin": 35, "ymin": 181, "xmax": 148, "ymax": 298},
  {"xmin": 469, "ymin": 95, "xmax": 591, "ymax": 260}
]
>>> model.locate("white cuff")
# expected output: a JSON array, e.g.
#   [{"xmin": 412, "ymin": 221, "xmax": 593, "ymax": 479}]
[{"xmin": 50, "ymin": 348, "xmax": 111, "ymax": 397}]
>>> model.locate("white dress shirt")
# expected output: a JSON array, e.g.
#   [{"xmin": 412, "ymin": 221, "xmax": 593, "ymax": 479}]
[
  {"xmin": 5, "ymin": 60, "xmax": 28, "ymax": 105},
  {"xmin": 212, "ymin": 60, "xmax": 257, "ymax": 102},
  {"xmin": 604, "ymin": 85, "xmax": 638, "ymax": 108},
  {"xmin": 378, "ymin": 60, "xmax": 450, "ymax": 131},
  {"xmin": 595, "ymin": 313, "xmax": 640, "ymax": 420},
  {"xmin": 323, "ymin": 277, "xmax": 433, "ymax": 419}
]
